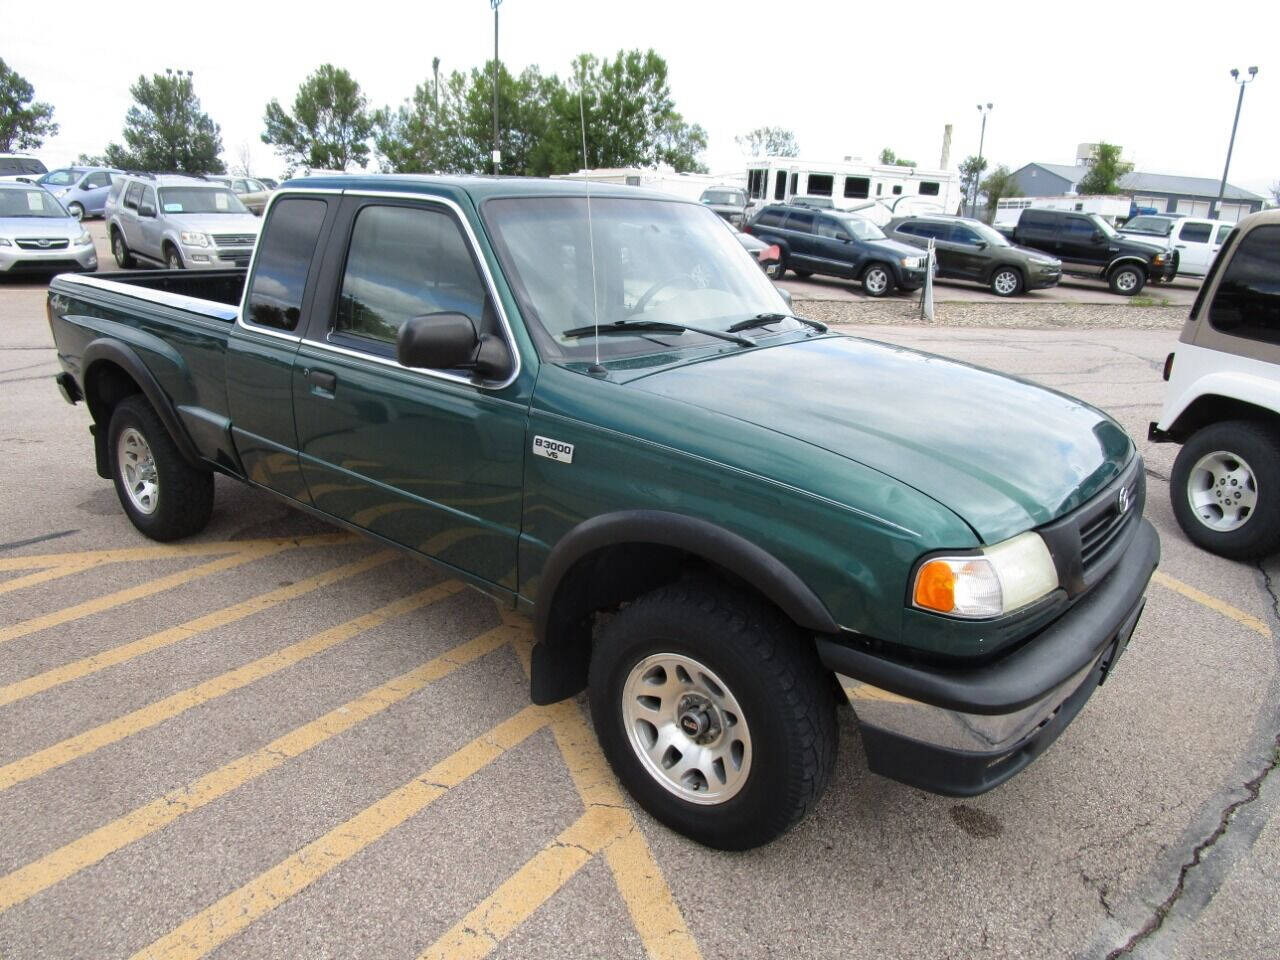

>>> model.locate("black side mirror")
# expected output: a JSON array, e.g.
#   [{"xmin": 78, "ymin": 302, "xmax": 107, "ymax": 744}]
[
  {"xmin": 396, "ymin": 311, "xmax": 512, "ymax": 380},
  {"xmin": 138, "ymin": 203, "xmax": 156, "ymax": 218},
  {"xmin": 1093, "ymin": 231, "xmax": 1105, "ymax": 242},
  {"xmin": 976, "ymin": 240, "xmax": 988, "ymax": 249}
]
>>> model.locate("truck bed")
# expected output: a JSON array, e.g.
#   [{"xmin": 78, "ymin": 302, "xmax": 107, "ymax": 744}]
[{"xmin": 57, "ymin": 268, "xmax": 247, "ymax": 313}]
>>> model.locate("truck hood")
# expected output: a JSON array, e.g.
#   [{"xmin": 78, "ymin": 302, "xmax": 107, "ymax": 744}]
[
  {"xmin": 868, "ymin": 236, "xmax": 927, "ymax": 259},
  {"xmin": 166, "ymin": 213, "xmax": 261, "ymax": 234},
  {"xmin": 1115, "ymin": 234, "xmax": 1169, "ymax": 254},
  {"xmin": 626, "ymin": 335, "xmax": 1132, "ymax": 542}
]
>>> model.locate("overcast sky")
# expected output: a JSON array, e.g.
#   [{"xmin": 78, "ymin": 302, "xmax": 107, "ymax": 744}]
[{"xmin": 3, "ymin": 0, "xmax": 1276, "ymax": 198}]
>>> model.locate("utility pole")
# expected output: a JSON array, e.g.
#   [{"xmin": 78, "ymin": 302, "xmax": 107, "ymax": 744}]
[
  {"xmin": 432, "ymin": 57, "xmax": 441, "ymax": 111},
  {"xmin": 491, "ymin": 0, "xmax": 503, "ymax": 175},
  {"xmin": 1212, "ymin": 66, "xmax": 1258, "ymax": 220},
  {"xmin": 971, "ymin": 103, "xmax": 992, "ymax": 218}
]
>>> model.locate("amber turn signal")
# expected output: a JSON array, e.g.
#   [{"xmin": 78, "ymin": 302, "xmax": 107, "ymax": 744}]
[{"xmin": 913, "ymin": 560, "xmax": 956, "ymax": 613}]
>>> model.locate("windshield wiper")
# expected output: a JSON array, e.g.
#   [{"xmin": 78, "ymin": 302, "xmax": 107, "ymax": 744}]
[
  {"xmin": 561, "ymin": 319, "xmax": 754, "ymax": 347},
  {"xmin": 726, "ymin": 313, "xmax": 828, "ymax": 334}
]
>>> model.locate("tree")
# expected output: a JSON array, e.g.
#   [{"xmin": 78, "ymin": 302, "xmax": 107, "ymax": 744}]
[
  {"xmin": 958, "ymin": 155, "xmax": 988, "ymax": 213},
  {"xmin": 263, "ymin": 65, "xmax": 375, "ymax": 173},
  {"xmin": 0, "ymin": 58, "xmax": 58, "ymax": 152},
  {"xmin": 1269, "ymin": 180, "xmax": 1279, "ymax": 206},
  {"xmin": 1076, "ymin": 142, "xmax": 1133, "ymax": 195},
  {"xmin": 76, "ymin": 152, "xmax": 109, "ymax": 167},
  {"xmin": 879, "ymin": 147, "xmax": 916, "ymax": 167},
  {"xmin": 103, "ymin": 71, "xmax": 224, "ymax": 172},
  {"xmin": 979, "ymin": 164, "xmax": 1021, "ymax": 221},
  {"xmin": 736, "ymin": 127, "xmax": 798, "ymax": 158}
]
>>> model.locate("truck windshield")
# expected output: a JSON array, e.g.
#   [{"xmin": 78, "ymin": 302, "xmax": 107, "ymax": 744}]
[
  {"xmin": 483, "ymin": 196, "xmax": 793, "ymax": 360},
  {"xmin": 702, "ymin": 190, "xmax": 745, "ymax": 205},
  {"xmin": 157, "ymin": 187, "xmax": 248, "ymax": 214},
  {"xmin": 1089, "ymin": 214, "xmax": 1119, "ymax": 238},
  {"xmin": 0, "ymin": 188, "xmax": 68, "ymax": 218}
]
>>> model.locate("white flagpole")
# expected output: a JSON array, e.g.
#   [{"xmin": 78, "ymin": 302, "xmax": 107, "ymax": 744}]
[{"xmin": 920, "ymin": 238, "xmax": 936, "ymax": 322}]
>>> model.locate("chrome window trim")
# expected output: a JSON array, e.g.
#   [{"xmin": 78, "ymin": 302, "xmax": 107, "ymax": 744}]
[{"xmin": 234, "ymin": 186, "xmax": 522, "ymax": 389}]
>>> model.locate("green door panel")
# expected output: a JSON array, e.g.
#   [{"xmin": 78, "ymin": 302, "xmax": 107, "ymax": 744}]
[{"xmin": 226, "ymin": 325, "xmax": 310, "ymax": 502}]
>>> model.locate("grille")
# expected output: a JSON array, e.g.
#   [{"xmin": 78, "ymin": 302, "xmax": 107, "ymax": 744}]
[
  {"xmin": 1080, "ymin": 474, "xmax": 1140, "ymax": 570},
  {"xmin": 212, "ymin": 233, "xmax": 256, "ymax": 247},
  {"xmin": 9, "ymin": 259, "xmax": 82, "ymax": 272},
  {"xmin": 16, "ymin": 238, "xmax": 69, "ymax": 250}
]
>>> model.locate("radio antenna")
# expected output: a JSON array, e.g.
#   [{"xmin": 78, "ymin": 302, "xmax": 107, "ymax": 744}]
[{"xmin": 578, "ymin": 75, "xmax": 605, "ymax": 376}]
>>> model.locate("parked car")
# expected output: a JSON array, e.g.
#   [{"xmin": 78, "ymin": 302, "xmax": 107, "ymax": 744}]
[
  {"xmin": 106, "ymin": 173, "xmax": 260, "ymax": 270},
  {"xmin": 1150, "ymin": 211, "xmax": 1280, "ymax": 557},
  {"xmin": 733, "ymin": 228, "xmax": 784, "ymax": 278},
  {"xmin": 47, "ymin": 174, "xmax": 1157, "ymax": 850},
  {"xmin": 746, "ymin": 203, "xmax": 928, "ymax": 296},
  {"xmin": 699, "ymin": 186, "xmax": 748, "ymax": 227},
  {"xmin": 886, "ymin": 215, "xmax": 1062, "ymax": 296},
  {"xmin": 259, "ymin": 177, "xmax": 279, "ymax": 190},
  {"xmin": 0, "ymin": 154, "xmax": 48, "ymax": 182},
  {"xmin": 0, "ymin": 182, "xmax": 97, "ymax": 275},
  {"xmin": 208, "ymin": 175, "xmax": 273, "ymax": 216},
  {"xmin": 1120, "ymin": 215, "xmax": 1232, "ymax": 278},
  {"xmin": 1008, "ymin": 208, "xmax": 1175, "ymax": 296},
  {"xmin": 35, "ymin": 167, "xmax": 122, "ymax": 220}
]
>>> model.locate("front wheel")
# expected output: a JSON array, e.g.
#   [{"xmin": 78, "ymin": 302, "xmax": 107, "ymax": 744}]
[
  {"xmin": 165, "ymin": 245, "xmax": 184, "ymax": 270},
  {"xmin": 862, "ymin": 263, "xmax": 894, "ymax": 298},
  {"xmin": 67, "ymin": 202, "xmax": 85, "ymax": 221},
  {"xmin": 990, "ymin": 266, "xmax": 1024, "ymax": 297},
  {"xmin": 588, "ymin": 582, "xmax": 837, "ymax": 850},
  {"xmin": 1108, "ymin": 264, "xmax": 1145, "ymax": 296},
  {"xmin": 1171, "ymin": 421, "xmax": 1280, "ymax": 559},
  {"xmin": 108, "ymin": 396, "xmax": 214, "ymax": 541}
]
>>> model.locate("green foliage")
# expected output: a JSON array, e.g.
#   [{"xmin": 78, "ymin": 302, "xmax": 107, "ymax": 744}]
[
  {"xmin": 958, "ymin": 155, "xmax": 988, "ymax": 211},
  {"xmin": 1076, "ymin": 142, "xmax": 1133, "ymax": 195},
  {"xmin": 76, "ymin": 153, "xmax": 108, "ymax": 167},
  {"xmin": 879, "ymin": 148, "xmax": 916, "ymax": 167},
  {"xmin": 263, "ymin": 65, "xmax": 375, "ymax": 174},
  {"xmin": 979, "ymin": 164, "xmax": 1021, "ymax": 220},
  {"xmin": 376, "ymin": 49, "xmax": 707, "ymax": 176},
  {"xmin": 0, "ymin": 58, "xmax": 58, "ymax": 152},
  {"xmin": 104, "ymin": 72, "xmax": 224, "ymax": 173},
  {"xmin": 737, "ymin": 127, "xmax": 799, "ymax": 158}
]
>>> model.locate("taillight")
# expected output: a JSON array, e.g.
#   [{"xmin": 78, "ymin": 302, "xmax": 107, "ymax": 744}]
[{"xmin": 1163, "ymin": 352, "xmax": 1175, "ymax": 381}]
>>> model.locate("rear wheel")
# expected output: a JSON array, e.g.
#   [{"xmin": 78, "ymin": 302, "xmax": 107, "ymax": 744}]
[
  {"xmin": 1171, "ymin": 421, "xmax": 1280, "ymax": 559},
  {"xmin": 792, "ymin": 268, "xmax": 812, "ymax": 279},
  {"xmin": 1108, "ymin": 264, "xmax": 1145, "ymax": 296},
  {"xmin": 111, "ymin": 229, "xmax": 135, "ymax": 269},
  {"xmin": 862, "ymin": 263, "xmax": 894, "ymax": 297},
  {"xmin": 108, "ymin": 396, "xmax": 214, "ymax": 541},
  {"xmin": 588, "ymin": 582, "xmax": 837, "ymax": 850},
  {"xmin": 990, "ymin": 266, "xmax": 1024, "ymax": 297}
]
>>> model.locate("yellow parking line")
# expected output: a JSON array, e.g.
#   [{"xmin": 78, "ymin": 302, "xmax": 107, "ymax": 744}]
[
  {"xmin": 418, "ymin": 806, "xmax": 631, "ymax": 960},
  {"xmin": 1152, "ymin": 570, "xmax": 1273, "ymax": 638},
  {"xmin": 127, "ymin": 706, "xmax": 550, "ymax": 960},
  {"xmin": 0, "ymin": 622, "xmax": 517, "ymax": 912},
  {"xmin": 0, "ymin": 551, "xmax": 396, "ymax": 709},
  {"xmin": 0, "ymin": 532, "xmax": 353, "ymax": 572},
  {"xmin": 0, "ymin": 580, "xmax": 464, "ymax": 792},
  {"xmin": 0, "ymin": 562, "xmax": 95, "ymax": 597}
]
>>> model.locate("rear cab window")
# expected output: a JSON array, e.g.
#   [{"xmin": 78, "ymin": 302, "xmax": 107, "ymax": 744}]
[
  {"xmin": 244, "ymin": 197, "xmax": 330, "ymax": 332},
  {"xmin": 1179, "ymin": 222, "xmax": 1212, "ymax": 244}
]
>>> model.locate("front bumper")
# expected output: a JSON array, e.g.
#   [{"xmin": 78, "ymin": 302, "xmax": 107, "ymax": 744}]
[
  {"xmin": 898, "ymin": 265, "xmax": 928, "ymax": 290},
  {"xmin": 818, "ymin": 518, "xmax": 1159, "ymax": 796},
  {"xmin": 0, "ymin": 243, "xmax": 97, "ymax": 274},
  {"xmin": 182, "ymin": 245, "xmax": 254, "ymax": 269},
  {"xmin": 1028, "ymin": 266, "xmax": 1061, "ymax": 289}
]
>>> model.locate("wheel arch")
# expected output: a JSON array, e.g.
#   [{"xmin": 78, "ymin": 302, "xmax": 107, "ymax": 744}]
[
  {"xmin": 528, "ymin": 510, "xmax": 840, "ymax": 705},
  {"xmin": 1164, "ymin": 390, "xmax": 1280, "ymax": 444},
  {"xmin": 1107, "ymin": 256, "xmax": 1150, "ymax": 277}
]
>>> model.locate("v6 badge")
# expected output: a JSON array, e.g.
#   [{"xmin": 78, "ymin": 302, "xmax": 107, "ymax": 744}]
[{"xmin": 532, "ymin": 435, "xmax": 574, "ymax": 464}]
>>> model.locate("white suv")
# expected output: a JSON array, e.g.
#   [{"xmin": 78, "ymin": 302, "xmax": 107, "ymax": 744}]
[
  {"xmin": 106, "ymin": 173, "xmax": 260, "ymax": 270},
  {"xmin": 1151, "ymin": 210, "xmax": 1280, "ymax": 557}
]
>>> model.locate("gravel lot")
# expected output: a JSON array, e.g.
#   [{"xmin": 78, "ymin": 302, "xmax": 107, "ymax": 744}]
[{"xmin": 1, "ymin": 267, "xmax": 1276, "ymax": 960}]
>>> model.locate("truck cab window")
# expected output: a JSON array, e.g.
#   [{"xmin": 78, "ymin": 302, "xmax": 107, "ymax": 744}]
[
  {"xmin": 335, "ymin": 204, "xmax": 487, "ymax": 347},
  {"xmin": 245, "ymin": 197, "xmax": 328, "ymax": 331}
]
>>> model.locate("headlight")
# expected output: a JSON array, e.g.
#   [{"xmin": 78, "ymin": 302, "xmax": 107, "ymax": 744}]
[
  {"xmin": 180, "ymin": 231, "xmax": 210, "ymax": 248},
  {"xmin": 75, "ymin": 231, "xmax": 92, "ymax": 246},
  {"xmin": 1153, "ymin": 254, "xmax": 1165, "ymax": 265},
  {"xmin": 912, "ymin": 532, "xmax": 1058, "ymax": 618},
  {"xmin": 901, "ymin": 256, "xmax": 922, "ymax": 269}
]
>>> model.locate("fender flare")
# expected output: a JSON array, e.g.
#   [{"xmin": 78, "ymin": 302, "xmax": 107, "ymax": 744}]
[
  {"xmin": 81, "ymin": 338, "xmax": 204, "ymax": 472},
  {"xmin": 1107, "ymin": 255, "xmax": 1152, "ymax": 276},
  {"xmin": 529, "ymin": 510, "xmax": 840, "ymax": 704}
]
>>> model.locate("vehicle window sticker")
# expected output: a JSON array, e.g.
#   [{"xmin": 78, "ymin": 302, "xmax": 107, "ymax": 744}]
[
  {"xmin": 215, "ymin": 193, "xmax": 229, "ymax": 210},
  {"xmin": 27, "ymin": 192, "xmax": 44, "ymax": 211},
  {"xmin": 164, "ymin": 203, "xmax": 183, "ymax": 212}
]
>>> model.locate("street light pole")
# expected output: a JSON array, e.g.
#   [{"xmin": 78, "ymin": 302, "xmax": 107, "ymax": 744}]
[
  {"xmin": 491, "ymin": 0, "xmax": 503, "ymax": 175},
  {"xmin": 971, "ymin": 103, "xmax": 992, "ymax": 218},
  {"xmin": 1212, "ymin": 66, "xmax": 1258, "ymax": 220}
]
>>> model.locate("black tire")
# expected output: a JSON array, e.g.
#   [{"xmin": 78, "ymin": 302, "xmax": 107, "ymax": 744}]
[
  {"xmin": 588, "ymin": 582, "xmax": 837, "ymax": 850},
  {"xmin": 107, "ymin": 395, "xmax": 214, "ymax": 542},
  {"xmin": 764, "ymin": 259, "xmax": 785, "ymax": 280},
  {"xmin": 67, "ymin": 202, "xmax": 85, "ymax": 221},
  {"xmin": 792, "ymin": 268, "xmax": 812, "ymax": 278},
  {"xmin": 990, "ymin": 266, "xmax": 1024, "ymax": 297},
  {"xmin": 165, "ymin": 244, "xmax": 184, "ymax": 270},
  {"xmin": 1108, "ymin": 263, "xmax": 1145, "ymax": 296},
  {"xmin": 111, "ymin": 229, "xmax": 135, "ymax": 269},
  {"xmin": 861, "ymin": 262, "xmax": 894, "ymax": 298},
  {"xmin": 1170, "ymin": 420, "xmax": 1280, "ymax": 560}
]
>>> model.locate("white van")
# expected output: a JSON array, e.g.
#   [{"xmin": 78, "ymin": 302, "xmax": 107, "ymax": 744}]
[{"xmin": 1122, "ymin": 215, "xmax": 1233, "ymax": 278}]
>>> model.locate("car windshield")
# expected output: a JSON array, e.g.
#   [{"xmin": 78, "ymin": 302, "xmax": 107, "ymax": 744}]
[
  {"xmin": 484, "ymin": 196, "xmax": 794, "ymax": 360},
  {"xmin": 0, "ymin": 188, "xmax": 69, "ymax": 218},
  {"xmin": 1089, "ymin": 214, "xmax": 1119, "ymax": 238},
  {"xmin": 0, "ymin": 157, "xmax": 48, "ymax": 176},
  {"xmin": 157, "ymin": 187, "xmax": 248, "ymax": 214},
  {"xmin": 837, "ymin": 217, "xmax": 886, "ymax": 241},
  {"xmin": 702, "ymin": 190, "xmax": 745, "ymax": 206},
  {"xmin": 39, "ymin": 169, "xmax": 79, "ymax": 186},
  {"xmin": 1122, "ymin": 217, "xmax": 1173, "ymax": 237}
]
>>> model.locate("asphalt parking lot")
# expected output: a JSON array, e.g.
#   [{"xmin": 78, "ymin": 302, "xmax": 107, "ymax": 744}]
[{"xmin": 1, "ymin": 268, "xmax": 1277, "ymax": 959}]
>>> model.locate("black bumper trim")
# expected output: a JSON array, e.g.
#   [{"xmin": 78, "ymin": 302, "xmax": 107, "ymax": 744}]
[
  {"xmin": 860, "ymin": 596, "xmax": 1142, "ymax": 796},
  {"xmin": 816, "ymin": 518, "xmax": 1159, "ymax": 715}
]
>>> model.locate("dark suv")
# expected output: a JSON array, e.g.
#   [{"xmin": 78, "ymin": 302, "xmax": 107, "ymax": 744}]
[
  {"xmin": 745, "ymin": 204, "xmax": 927, "ymax": 297},
  {"xmin": 886, "ymin": 215, "xmax": 1062, "ymax": 297},
  {"xmin": 1009, "ymin": 209, "xmax": 1174, "ymax": 296}
]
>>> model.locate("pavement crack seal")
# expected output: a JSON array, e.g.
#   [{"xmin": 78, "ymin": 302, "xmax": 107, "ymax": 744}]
[{"xmin": 1105, "ymin": 733, "xmax": 1280, "ymax": 959}]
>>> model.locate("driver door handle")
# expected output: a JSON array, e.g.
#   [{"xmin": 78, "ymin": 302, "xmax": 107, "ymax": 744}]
[{"xmin": 305, "ymin": 368, "xmax": 337, "ymax": 394}]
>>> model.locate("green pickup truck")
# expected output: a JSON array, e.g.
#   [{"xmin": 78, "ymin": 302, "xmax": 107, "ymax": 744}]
[{"xmin": 47, "ymin": 175, "xmax": 1159, "ymax": 849}]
